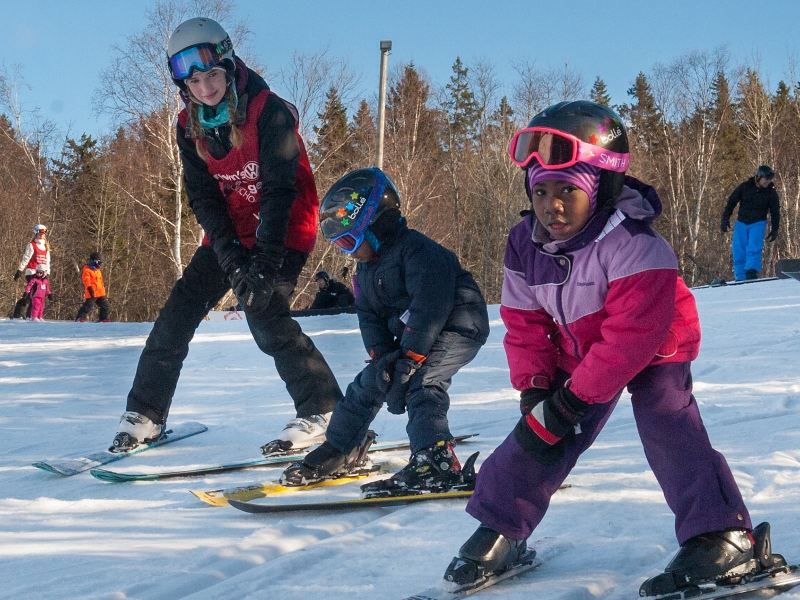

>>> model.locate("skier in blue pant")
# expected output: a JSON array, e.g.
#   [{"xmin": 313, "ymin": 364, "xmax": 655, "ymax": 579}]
[{"xmin": 721, "ymin": 165, "xmax": 780, "ymax": 281}]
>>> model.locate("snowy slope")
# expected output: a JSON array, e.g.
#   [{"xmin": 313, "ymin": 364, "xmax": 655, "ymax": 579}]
[{"xmin": 1, "ymin": 279, "xmax": 799, "ymax": 600}]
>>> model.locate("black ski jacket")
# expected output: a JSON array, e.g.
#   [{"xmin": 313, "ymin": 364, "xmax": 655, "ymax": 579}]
[
  {"xmin": 355, "ymin": 220, "xmax": 489, "ymax": 359},
  {"xmin": 722, "ymin": 177, "xmax": 780, "ymax": 231},
  {"xmin": 310, "ymin": 280, "xmax": 355, "ymax": 309}
]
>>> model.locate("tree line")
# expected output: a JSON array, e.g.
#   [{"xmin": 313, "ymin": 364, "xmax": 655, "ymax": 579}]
[{"xmin": 1, "ymin": 3, "xmax": 798, "ymax": 321}]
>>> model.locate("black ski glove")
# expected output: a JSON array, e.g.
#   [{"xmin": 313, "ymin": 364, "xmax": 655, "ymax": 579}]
[
  {"xmin": 233, "ymin": 243, "xmax": 282, "ymax": 313},
  {"xmin": 720, "ymin": 218, "xmax": 730, "ymax": 233},
  {"xmin": 13, "ymin": 269, "xmax": 22, "ymax": 281},
  {"xmin": 88, "ymin": 286, "xmax": 95, "ymax": 298},
  {"xmin": 767, "ymin": 229, "xmax": 778, "ymax": 242},
  {"xmin": 519, "ymin": 386, "xmax": 550, "ymax": 415},
  {"xmin": 384, "ymin": 357, "xmax": 420, "ymax": 415},
  {"xmin": 374, "ymin": 349, "xmax": 402, "ymax": 394},
  {"xmin": 513, "ymin": 387, "xmax": 589, "ymax": 465},
  {"xmin": 214, "ymin": 237, "xmax": 248, "ymax": 281}
]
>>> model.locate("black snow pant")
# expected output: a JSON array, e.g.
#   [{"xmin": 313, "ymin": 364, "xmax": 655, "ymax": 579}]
[
  {"xmin": 327, "ymin": 331, "xmax": 484, "ymax": 455},
  {"xmin": 76, "ymin": 296, "xmax": 110, "ymax": 321},
  {"xmin": 12, "ymin": 275, "xmax": 33, "ymax": 318},
  {"xmin": 125, "ymin": 244, "xmax": 344, "ymax": 425}
]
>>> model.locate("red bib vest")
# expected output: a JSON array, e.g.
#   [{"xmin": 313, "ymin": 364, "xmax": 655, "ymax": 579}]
[
  {"xmin": 181, "ymin": 90, "xmax": 319, "ymax": 253},
  {"xmin": 26, "ymin": 241, "xmax": 48, "ymax": 270}
]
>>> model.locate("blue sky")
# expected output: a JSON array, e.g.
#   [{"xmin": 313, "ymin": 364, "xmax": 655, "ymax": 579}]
[{"xmin": 4, "ymin": 0, "xmax": 800, "ymax": 140}]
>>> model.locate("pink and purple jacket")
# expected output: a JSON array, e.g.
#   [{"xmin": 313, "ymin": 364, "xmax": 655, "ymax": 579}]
[
  {"xmin": 24, "ymin": 276, "xmax": 51, "ymax": 300},
  {"xmin": 501, "ymin": 177, "xmax": 701, "ymax": 405}
]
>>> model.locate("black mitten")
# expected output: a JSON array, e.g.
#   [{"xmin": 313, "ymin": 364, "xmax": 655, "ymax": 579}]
[
  {"xmin": 513, "ymin": 388, "xmax": 589, "ymax": 465},
  {"xmin": 373, "ymin": 349, "xmax": 402, "ymax": 394},
  {"xmin": 234, "ymin": 244, "xmax": 282, "ymax": 312},
  {"xmin": 519, "ymin": 387, "xmax": 550, "ymax": 415},
  {"xmin": 384, "ymin": 358, "xmax": 419, "ymax": 415}
]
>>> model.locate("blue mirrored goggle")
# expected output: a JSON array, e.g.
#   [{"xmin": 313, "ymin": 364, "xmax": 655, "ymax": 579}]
[{"xmin": 168, "ymin": 42, "xmax": 227, "ymax": 80}]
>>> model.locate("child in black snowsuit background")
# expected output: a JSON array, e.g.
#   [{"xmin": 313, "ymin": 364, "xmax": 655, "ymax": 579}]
[{"xmin": 281, "ymin": 167, "xmax": 490, "ymax": 495}]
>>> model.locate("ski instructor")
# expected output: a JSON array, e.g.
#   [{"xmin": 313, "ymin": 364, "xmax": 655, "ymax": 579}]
[
  {"xmin": 112, "ymin": 17, "xmax": 343, "ymax": 453},
  {"xmin": 720, "ymin": 165, "xmax": 780, "ymax": 281}
]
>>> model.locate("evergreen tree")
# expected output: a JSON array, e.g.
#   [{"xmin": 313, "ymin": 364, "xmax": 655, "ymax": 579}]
[
  {"xmin": 710, "ymin": 71, "xmax": 746, "ymax": 188},
  {"xmin": 621, "ymin": 72, "xmax": 662, "ymax": 155},
  {"xmin": 309, "ymin": 86, "xmax": 351, "ymax": 183},
  {"xmin": 348, "ymin": 99, "xmax": 376, "ymax": 169},
  {"xmin": 589, "ymin": 76, "xmax": 612, "ymax": 107},
  {"xmin": 444, "ymin": 57, "xmax": 479, "ymax": 151}
]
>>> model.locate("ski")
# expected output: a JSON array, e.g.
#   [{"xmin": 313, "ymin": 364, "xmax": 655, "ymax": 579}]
[
  {"xmin": 32, "ymin": 421, "xmax": 208, "ymax": 476},
  {"xmin": 225, "ymin": 484, "xmax": 571, "ymax": 514},
  {"xmin": 403, "ymin": 538, "xmax": 573, "ymax": 600},
  {"xmin": 642, "ymin": 564, "xmax": 800, "ymax": 600},
  {"xmin": 191, "ymin": 463, "xmax": 394, "ymax": 506},
  {"xmin": 228, "ymin": 489, "xmax": 475, "ymax": 513},
  {"xmin": 692, "ymin": 276, "xmax": 779, "ymax": 290},
  {"xmin": 89, "ymin": 433, "xmax": 477, "ymax": 482}
]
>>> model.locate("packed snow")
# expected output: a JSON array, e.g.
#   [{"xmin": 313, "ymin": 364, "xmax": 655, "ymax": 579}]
[{"xmin": 1, "ymin": 278, "xmax": 800, "ymax": 600}]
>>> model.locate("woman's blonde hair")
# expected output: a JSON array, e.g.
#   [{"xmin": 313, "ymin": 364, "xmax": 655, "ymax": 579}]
[{"xmin": 185, "ymin": 82, "xmax": 242, "ymax": 162}]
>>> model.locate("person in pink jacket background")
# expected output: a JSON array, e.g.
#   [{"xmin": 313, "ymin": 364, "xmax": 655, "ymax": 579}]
[{"xmin": 24, "ymin": 264, "xmax": 52, "ymax": 322}]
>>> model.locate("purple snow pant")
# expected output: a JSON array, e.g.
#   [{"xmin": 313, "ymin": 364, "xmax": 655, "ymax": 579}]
[{"xmin": 466, "ymin": 362, "xmax": 751, "ymax": 545}]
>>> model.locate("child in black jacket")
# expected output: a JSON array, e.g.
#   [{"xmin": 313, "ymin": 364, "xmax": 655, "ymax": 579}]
[{"xmin": 281, "ymin": 168, "xmax": 490, "ymax": 495}]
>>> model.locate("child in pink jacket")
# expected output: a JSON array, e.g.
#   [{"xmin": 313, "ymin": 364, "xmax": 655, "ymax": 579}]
[{"xmin": 25, "ymin": 265, "xmax": 52, "ymax": 321}]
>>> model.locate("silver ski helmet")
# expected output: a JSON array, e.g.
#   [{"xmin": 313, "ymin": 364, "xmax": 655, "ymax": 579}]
[
  {"xmin": 33, "ymin": 224, "xmax": 47, "ymax": 235},
  {"xmin": 510, "ymin": 100, "xmax": 630, "ymax": 204},
  {"xmin": 320, "ymin": 168, "xmax": 400, "ymax": 253},
  {"xmin": 167, "ymin": 17, "xmax": 235, "ymax": 86}
]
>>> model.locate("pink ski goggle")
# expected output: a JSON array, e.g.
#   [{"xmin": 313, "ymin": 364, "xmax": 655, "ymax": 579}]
[{"xmin": 509, "ymin": 127, "xmax": 629, "ymax": 172}]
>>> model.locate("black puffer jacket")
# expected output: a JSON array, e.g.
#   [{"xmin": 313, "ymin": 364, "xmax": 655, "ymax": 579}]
[
  {"xmin": 722, "ymin": 177, "xmax": 780, "ymax": 231},
  {"xmin": 355, "ymin": 219, "xmax": 489, "ymax": 359},
  {"xmin": 310, "ymin": 280, "xmax": 355, "ymax": 309}
]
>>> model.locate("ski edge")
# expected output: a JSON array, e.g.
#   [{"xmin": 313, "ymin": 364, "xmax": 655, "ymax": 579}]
[{"xmin": 227, "ymin": 490, "xmax": 475, "ymax": 513}]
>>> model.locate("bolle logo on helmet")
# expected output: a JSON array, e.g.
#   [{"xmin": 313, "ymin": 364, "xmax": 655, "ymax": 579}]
[
  {"xmin": 590, "ymin": 127, "xmax": 623, "ymax": 146},
  {"xmin": 337, "ymin": 190, "xmax": 371, "ymax": 227}
]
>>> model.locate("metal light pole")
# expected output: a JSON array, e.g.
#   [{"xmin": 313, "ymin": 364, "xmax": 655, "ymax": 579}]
[{"xmin": 376, "ymin": 40, "xmax": 392, "ymax": 169}]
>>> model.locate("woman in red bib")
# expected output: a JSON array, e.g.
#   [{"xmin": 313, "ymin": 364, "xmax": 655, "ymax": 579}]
[
  {"xmin": 12, "ymin": 224, "xmax": 50, "ymax": 319},
  {"xmin": 112, "ymin": 17, "xmax": 343, "ymax": 453}
]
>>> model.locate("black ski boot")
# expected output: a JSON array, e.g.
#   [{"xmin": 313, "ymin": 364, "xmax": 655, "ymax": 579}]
[
  {"xmin": 444, "ymin": 525, "xmax": 529, "ymax": 586},
  {"xmin": 360, "ymin": 440, "xmax": 477, "ymax": 498},
  {"xmin": 639, "ymin": 522, "xmax": 785, "ymax": 597},
  {"xmin": 745, "ymin": 269, "xmax": 759, "ymax": 280},
  {"xmin": 279, "ymin": 430, "xmax": 377, "ymax": 486}
]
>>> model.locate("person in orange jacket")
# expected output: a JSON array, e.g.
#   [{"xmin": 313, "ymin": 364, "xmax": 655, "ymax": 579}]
[{"xmin": 76, "ymin": 252, "xmax": 110, "ymax": 322}]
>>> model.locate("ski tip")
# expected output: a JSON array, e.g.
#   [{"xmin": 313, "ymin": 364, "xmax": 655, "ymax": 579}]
[
  {"xmin": 31, "ymin": 462, "xmax": 68, "ymax": 475},
  {"xmin": 190, "ymin": 490, "xmax": 229, "ymax": 507}
]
